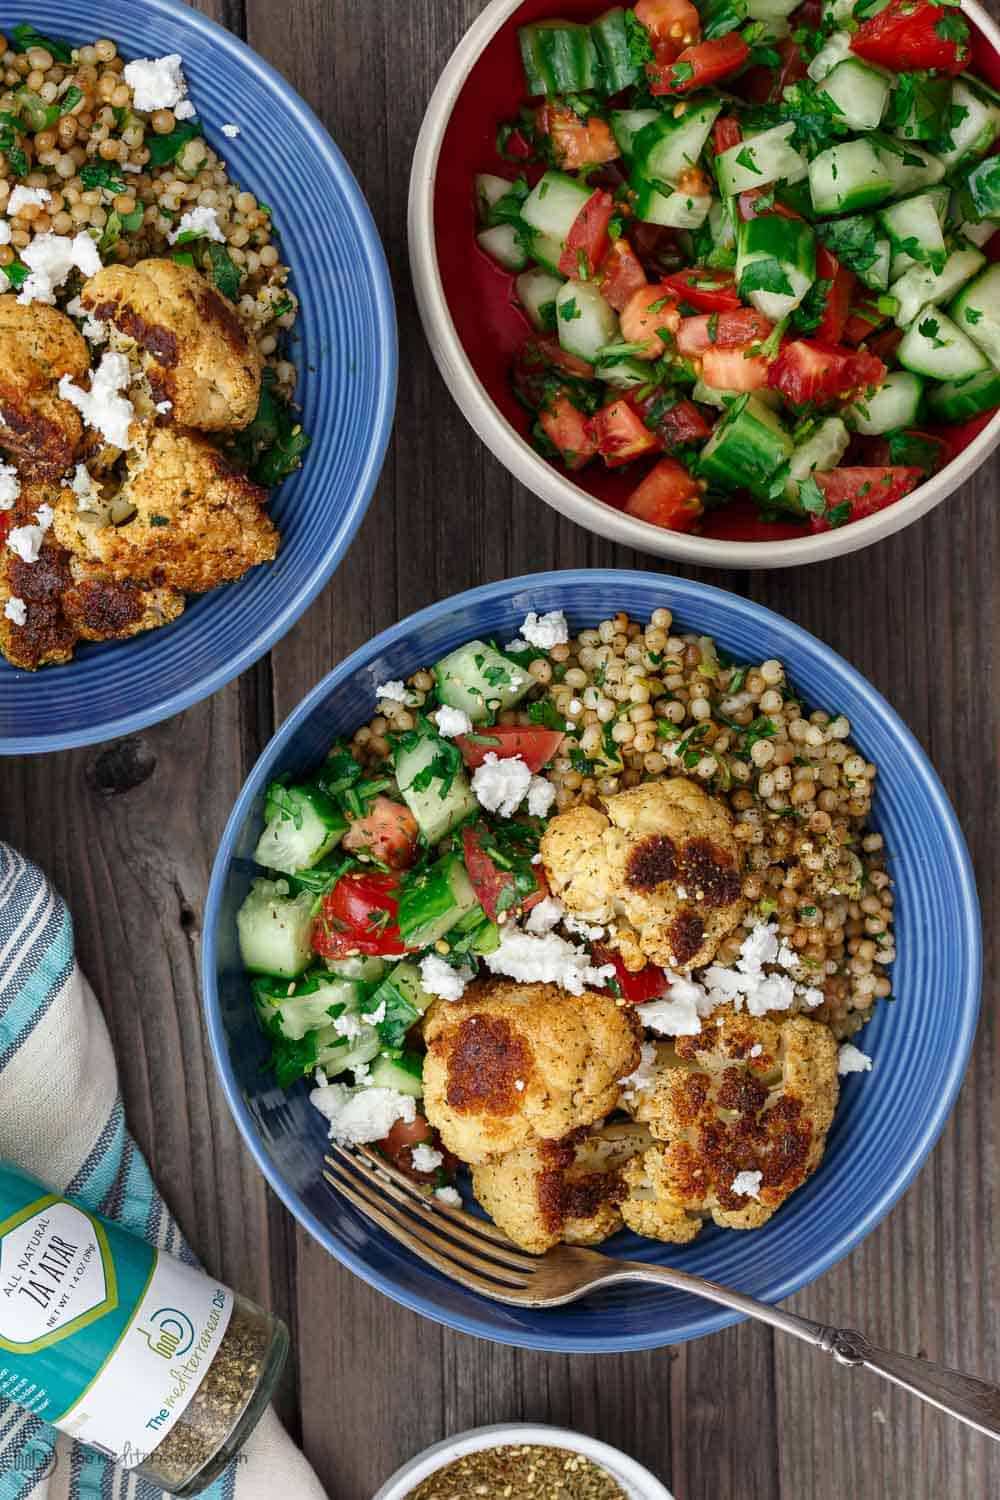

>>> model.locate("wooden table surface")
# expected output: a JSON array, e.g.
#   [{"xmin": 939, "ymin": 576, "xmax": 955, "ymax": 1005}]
[{"xmin": 3, "ymin": 1, "xmax": 998, "ymax": 1495}]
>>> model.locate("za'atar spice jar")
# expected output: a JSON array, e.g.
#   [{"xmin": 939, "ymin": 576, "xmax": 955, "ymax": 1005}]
[{"xmin": 0, "ymin": 1163, "xmax": 287, "ymax": 1494}]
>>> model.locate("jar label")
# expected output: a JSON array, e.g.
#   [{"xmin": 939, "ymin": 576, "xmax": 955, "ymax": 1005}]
[{"xmin": 0, "ymin": 1186, "xmax": 233, "ymax": 1470}]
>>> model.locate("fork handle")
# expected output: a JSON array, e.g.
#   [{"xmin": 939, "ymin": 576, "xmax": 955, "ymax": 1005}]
[{"xmin": 611, "ymin": 1260, "xmax": 1000, "ymax": 1440}]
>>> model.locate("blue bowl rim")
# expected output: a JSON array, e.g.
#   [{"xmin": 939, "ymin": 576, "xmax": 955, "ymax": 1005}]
[
  {"xmin": 2, "ymin": 0, "xmax": 398, "ymax": 757},
  {"xmin": 202, "ymin": 568, "xmax": 982, "ymax": 1353}
]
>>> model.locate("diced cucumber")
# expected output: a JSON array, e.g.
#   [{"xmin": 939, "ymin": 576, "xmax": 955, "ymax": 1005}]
[
  {"xmin": 522, "ymin": 170, "xmax": 592, "ymax": 244},
  {"xmin": 631, "ymin": 179, "xmax": 711, "ymax": 228},
  {"xmin": 957, "ymin": 156, "xmax": 1000, "ymax": 223},
  {"xmin": 950, "ymin": 263, "xmax": 1000, "ymax": 367},
  {"xmin": 253, "ymin": 971, "xmax": 366, "ymax": 1042},
  {"xmin": 365, "ymin": 960, "xmax": 436, "ymax": 1049},
  {"xmin": 784, "ymin": 417, "xmax": 850, "ymax": 500},
  {"xmin": 878, "ymin": 193, "xmax": 946, "ymax": 270},
  {"xmin": 716, "ymin": 122, "xmax": 806, "ymax": 195},
  {"xmin": 611, "ymin": 109, "xmax": 659, "ymax": 167},
  {"xmin": 889, "ymin": 73, "xmax": 951, "ymax": 142},
  {"xmin": 698, "ymin": 394, "xmax": 793, "ymax": 499},
  {"xmin": 819, "ymin": 59, "xmax": 891, "ymax": 131},
  {"xmin": 476, "ymin": 223, "xmax": 528, "ymax": 272},
  {"xmin": 528, "ymin": 231, "xmax": 564, "ymax": 274},
  {"xmin": 237, "ymin": 878, "xmax": 316, "ymax": 978},
  {"xmin": 737, "ymin": 213, "xmax": 816, "ymax": 321},
  {"xmin": 324, "ymin": 955, "xmax": 388, "ymax": 982},
  {"xmin": 557, "ymin": 280, "xmax": 619, "ymax": 361},
  {"xmin": 809, "ymin": 139, "xmax": 893, "ymax": 215},
  {"xmin": 516, "ymin": 267, "xmax": 563, "ymax": 332},
  {"xmin": 926, "ymin": 367, "xmax": 1000, "ymax": 422},
  {"xmin": 898, "ymin": 308, "xmax": 989, "ymax": 381},
  {"xmin": 592, "ymin": 8, "xmax": 642, "ymax": 94},
  {"xmin": 747, "ymin": 0, "xmax": 799, "ymax": 16},
  {"xmin": 892, "ymin": 247, "xmax": 986, "ymax": 328},
  {"xmin": 393, "ymin": 723, "xmax": 478, "ymax": 845},
  {"xmin": 807, "ymin": 30, "xmax": 852, "ymax": 81},
  {"xmin": 433, "ymin": 639, "xmax": 531, "ymax": 723},
  {"xmin": 856, "ymin": 237, "xmax": 891, "ymax": 292},
  {"xmin": 873, "ymin": 135, "xmax": 946, "ymax": 198},
  {"xmin": 254, "ymin": 783, "xmax": 347, "ymax": 876},
  {"xmin": 959, "ymin": 216, "xmax": 1000, "ymax": 248},
  {"xmin": 692, "ymin": 380, "xmax": 780, "ymax": 410},
  {"xmin": 369, "ymin": 1051, "xmax": 425, "ymax": 1098},
  {"xmin": 934, "ymin": 78, "xmax": 1000, "ymax": 169},
  {"xmin": 709, "ymin": 194, "xmax": 736, "ymax": 252},
  {"xmin": 844, "ymin": 370, "xmax": 924, "ymax": 434},
  {"xmin": 822, "ymin": 0, "xmax": 856, "ymax": 22},
  {"xmin": 632, "ymin": 101, "xmax": 721, "ymax": 188},
  {"xmin": 518, "ymin": 21, "xmax": 601, "ymax": 96},
  {"xmin": 396, "ymin": 853, "xmax": 479, "ymax": 950},
  {"xmin": 315, "ymin": 1024, "xmax": 380, "ymax": 1078},
  {"xmin": 475, "ymin": 173, "xmax": 517, "ymax": 224},
  {"xmin": 596, "ymin": 350, "xmax": 652, "ymax": 387}
]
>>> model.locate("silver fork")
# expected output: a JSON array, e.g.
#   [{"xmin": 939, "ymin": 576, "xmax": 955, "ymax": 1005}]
[{"xmin": 324, "ymin": 1144, "xmax": 1000, "ymax": 1441}]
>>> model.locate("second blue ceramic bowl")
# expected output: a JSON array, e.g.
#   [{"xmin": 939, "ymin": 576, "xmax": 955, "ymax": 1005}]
[{"xmin": 203, "ymin": 571, "xmax": 981, "ymax": 1352}]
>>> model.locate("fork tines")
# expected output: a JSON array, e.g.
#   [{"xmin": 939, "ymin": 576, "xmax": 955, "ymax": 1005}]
[{"xmin": 323, "ymin": 1144, "xmax": 538, "ymax": 1297}]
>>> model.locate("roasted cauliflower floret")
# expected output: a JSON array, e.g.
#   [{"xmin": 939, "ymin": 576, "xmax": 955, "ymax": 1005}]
[
  {"xmin": 422, "ymin": 979, "xmax": 640, "ymax": 1165},
  {"xmin": 0, "ymin": 298, "xmax": 89, "ymax": 477},
  {"xmin": 619, "ymin": 1010, "xmax": 838, "ymax": 1242},
  {"xmin": 471, "ymin": 1122, "xmax": 652, "ymax": 1254},
  {"xmin": 80, "ymin": 259, "xmax": 262, "ymax": 431},
  {"xmin": 541, "ymin": 778, "xmax": 746, "ymax": 972},
  {"xmin": 52, "ymin": 426, "xmax": 278, "ymax": 594},
  {"xmin": 62, "ymin": 559, "xmax": 185, "ymax": 642}
]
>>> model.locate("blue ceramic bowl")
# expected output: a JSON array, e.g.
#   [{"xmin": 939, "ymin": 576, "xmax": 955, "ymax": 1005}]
[
  {"xmin": 203, "ymin": 572, "xmax": 981, "ymax": 1353},
  {"xmin": 0, "ymin": 0, "xmax": 396, "ymax": 755}
]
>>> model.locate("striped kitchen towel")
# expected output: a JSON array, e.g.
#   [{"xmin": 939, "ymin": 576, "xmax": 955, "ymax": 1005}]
[{"xmin": 0, "ymin": 843, "xmax": 327, "ymax": 1500}]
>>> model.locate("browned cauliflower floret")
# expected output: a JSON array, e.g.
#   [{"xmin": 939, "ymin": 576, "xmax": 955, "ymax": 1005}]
[
  {"xmin": 52, "ymin": 426, "xmax": 278, "ymax": 594},
  {"xmin": 619, "ymin": 1010, "xmax": 838, "ymax": 1243},
  {"xmin": 422, "ymin": 978, "xmax": 640, "ymax": 1166},
  {"xmin": 62, "ymin": 559, "xmax": 185, "ymax": 642},
  {"xmin": 541, "ymin": 778, "xmax": 746, "ymax": 973},
  {"xmin": 0, "ymin": 298, "xmax": 89, "ymax": 477},
  {"xmin": 471, "ymin": 1121, "xmax": 652, "ymax": 1254},
  {"xmin": 80, "ymin": 259, "xmax": 262, "ymax": 431}
]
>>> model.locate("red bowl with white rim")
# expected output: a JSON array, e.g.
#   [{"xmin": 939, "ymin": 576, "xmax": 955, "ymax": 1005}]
[{"xmin": 408, "ymin": 0, "xmax": 1000, "ymax": 568}]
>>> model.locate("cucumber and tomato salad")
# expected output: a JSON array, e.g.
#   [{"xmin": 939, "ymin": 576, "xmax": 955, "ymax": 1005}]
[{"xmin": 474, "ymin": 0, "xmax": 1000, "ymax": 534}]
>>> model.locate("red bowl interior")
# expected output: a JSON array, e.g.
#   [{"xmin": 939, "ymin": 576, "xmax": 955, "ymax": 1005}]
[{"xmin": 434, "ymin": 0, "xmax": 1000, "ymax": 544}]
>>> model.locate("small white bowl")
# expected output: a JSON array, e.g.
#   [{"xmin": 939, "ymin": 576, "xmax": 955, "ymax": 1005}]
[
  {"xmin": 371, "ymin": 1423, "xmax": 674, "ymax": 1500},
  {"xmin": 409, "ymin": 0, "xmax": 1000, "ymax": 570}
]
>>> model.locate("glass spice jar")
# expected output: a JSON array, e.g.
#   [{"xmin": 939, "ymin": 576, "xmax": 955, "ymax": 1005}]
[{"xmin": 0, "ymin": 1162, "xmax": 287, "ymax": 1495}]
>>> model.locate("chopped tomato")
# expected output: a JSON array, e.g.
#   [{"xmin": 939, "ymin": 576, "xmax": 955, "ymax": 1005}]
[
  {"xmin": 313, "ymin": 872, "xmax": 408, "ymax": 959},
  {"xmin": 620, "ymin": 284, "xmax": 681, "ymax": 359},
  {"xmin": 627, "ymin": 221, "xmax": 683, "ymax": 278},
  {"xmin": 589, "ymin": 397, "xmax": 661, "ymax": 467},
  {"xmin": 558, "ymin": 188, "xmax": 615, "ymax": 279},
  {"xmin": 624, "ymin": 456, "xmax": 704, "ymax": 531},
  {"xmin": 378, "ymin": 1116, "xmax": 458, "ymax": 1183},
  {"xmin": 0, "ymin": 512, "xmax": 9, "ymax": 547},
  {"xmin": 701, "ymin": 346, "xmax": 771, "ymax": 391},
  {"xmin": 662, "ymin": 267, "xmax": 741, "ymax": 313},
  {"xmin": 635, "ymin": 0, "xmax": 701, "ymax": 50},
  {"xmin": 767, "ymin": 339, "xmax": 885, "ymax": 405},
  {"xmin": 808, "ymin": 466, "xmax": 924, "ymax": 531},
  {"xmin": 934, "ymin": 409, "xmax": 1000, "ymax": 459},
  {"xmin": 850, "ymin": 0, "xmax": 970, "ymax": 75},
  {"xmin": 600, "ymin": 238, "xmax": 648, "ymax": 311},
  {"xmin": 739, "ymin": 35, "xmax": 807, "ymax": 103},
  {"xmin": 676, "ymin": 308, "xmax": 772, "ymax": 355},
  {"xmin": 867, "ymin": 325, "xmax": 904, "ymax": 364},
  {"xmin": 866, "ymin": 430, "xmax": 948, "ymax": 474},
  {"xmin": 538, "ymin": 104, "xmax": 620, "ymax": 170},
  {"xmin": 455, "ymin": 725, "xmax": 564, "ymax": 772},
  {"xmin": 842, "ymin": 294, "xmax": 887, "ymax": 347},
  {"xmin": 513, "ymin": 336, "xmax": 593, "ymax": 408},
  {"xmin": 539, "ymin": 393, "xmax": 598, "ymax": 470},
  {"xmin": 461, "ymin": 825, "xmax": 547, "ymax": 922},
  {"xmin": 737, "ymin": 187, "xmax": 804, "ymax": 222},
  {"xmin": 592, "ymin": 947, "xmax": 669, "ymax": 1003},
  {"xmin": 712, "ymin": 116, "xmax": 742, "ymax": 155},
  {"xmin": 500, "ymin": 127, "xmax": 533, "ymax": 161},
  {"xmin": 814, "ymin": 247, "xmax": 855, "ymax": 346},
  {"xmin": 972, "ymin": 26, "xmax": 1000, "ymax": 93},
  {"xmin": 342, "ymin": 795, "xmax": 419, "ymax": 870},
  {"xmin": 648, "ymin": 33, "xmax": 750, "ymax": 95},
  {"xmin": 634, "ymin": 393, "xmax": 711, "ymax": 448}
]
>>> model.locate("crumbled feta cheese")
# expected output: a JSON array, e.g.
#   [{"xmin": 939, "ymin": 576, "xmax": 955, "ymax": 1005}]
[
  {"xmin": 155, "ymin": 399, "xmax": 173, "ymax": 415},
  {"xmin": 123, "ymin": 54, "xmax": 188, "ymax": 113},
  {"xmin": 70, "ymin": 463, "xmax": 102, "ymax": 511},
  {"xmin": 524, "ymin": 896, "xmax": 565, "ymax": 935},
  {"xmin": 221, "ymin": 122, "xmax": 241, "ymax": 138},
  {"xmin": 618, "ymin": 1040, "xmax": 658, "ymax": 1102},
  {"xmin": 374, "ymin": 678, "xmax": 414, "ymax": 704},
  {"xmin": 3, "ymin": 597, "xmax": 26, "ymax": 626},
  {"xmin": 699, "ymin": 922, "xmax": 798, "ymax": 1017},
  {"xmin": 471, "ymin": 752, "xmax": 532, "ymax": 818},
  {"xmin": 777, "ymin": 939, "xmax": 799, "ymax": 970},
  {"xmin": 800, "ymin": 986, "xmax": 825, "ymax": 1009},
  {"xmin": 434, "ymin": 1186, "xmax": 462, "ymax": 1207},
  {"xmin": 0, "ymin": 269, "xmax": 8, "ymax": 294},
  {"xmin": 563, "ymin": 914, "xmax": 606, "ymax": 942},
  {"xmin": 365, "ymin": 999, "xmax": 387, "ymax": 1026},
  {"xmin": 332, "ymin": 1011, "xmax": 366, "ymax": 1040},
  {"xmin": 838, "ymin": 1042, "xmax": 873, "ymax": 1076},
  {"xmin": 174, "ymin": 99, "xmax": 196, "ymax": 120},
  {"xmin": 435, "ymin": 704, "xmax": 472, "ymax": 738},
  {"xmin": 419, "ymin": 953, "xmax": 473, "ymax": 1002},
  {"xmin": 0, "ymin": 222, "xmax": 10, "ymax": 245},
  {"xmin": 59, "ymin": 353, "xmax": 134, "ymax": 450},
  {"xmin": 310, "ymin": 1081, "xmax": 416, "ymax": 1145},
  {"xmin": 410, "ymin": 1143, "xmax": 443, "ymax": 1173},
  {"xmin": 749, "ymin": 1044, "xmax": 763, "ymax": 1058},
  {"xmin": 352, "ymin": 1061, "xmax": 372, "ymax": 1087},
  {"xmin": 637, "ymin": 992, "xmax": 702, "ymax": 1037},
  {"xmin": 0, "ymin": 464, "xmax": 19, "ymax": 511},
  {"xmin": 514, "ymin": 1079, "xmax": 526, "ymax": 1091},
  {"xmin": 17, "ymin": 231, "xmax": 101, "ymax": 305},
  {"xmin": 504, "ymin": 638, "xmax": 528, "ymax": 654},
  {"xmin": 526, "ymin": 775, "xmax": 556, "ymax": 818},
  {"xmin": 6, "ymin": 526, "xmax": 44, "ymax": 564},
  {"xmin": 167, "ymin": 205, "xmax": 225, "ymax": 245},
  {"xmin": 520, "ymin": 609, "xmax": 569, "ymax": 649},
  {"xmin": 731, "ymin": 1170, "xmax": 762, "ymax": 1199},
  {"xmin": 484, "ymin": 925, "xmax": 615, "ymax": 996},
  {"xmin": 34, "ymin": 503, "xmax": 53, "ymax": 532},
  {"xmin": 6, "ymin": 186, "xmax": 52, "ymax": 216},
  {"xmin": 65, "ymin": 296, "xmax": 108, "ymax": 344}
]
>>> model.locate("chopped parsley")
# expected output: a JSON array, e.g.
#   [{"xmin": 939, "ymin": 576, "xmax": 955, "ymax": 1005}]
[
  {"xmin": 738, "ymin": 257, "xmax": 793, "ymax": 298},
  {"xmin": 796, "ymin": 475, "xmax": 827, "ymax": 516},
  {"xmin": 10, "ymin": 23, "xmax": 73, "ymax": 62}
]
